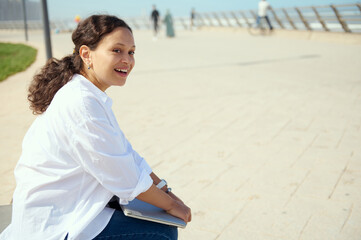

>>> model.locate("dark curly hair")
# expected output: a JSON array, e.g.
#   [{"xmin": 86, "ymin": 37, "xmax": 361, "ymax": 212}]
[{"xmin": 28, "ymin": 15, "xmax": 132, "ymax": 114}]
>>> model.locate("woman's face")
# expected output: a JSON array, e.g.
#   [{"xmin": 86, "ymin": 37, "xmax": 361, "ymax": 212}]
[{"xmin": 86, "ymin": 27, "xmax": 135, "ymax": 91}]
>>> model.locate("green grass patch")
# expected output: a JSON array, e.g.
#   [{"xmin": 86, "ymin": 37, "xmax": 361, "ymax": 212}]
[{"xmin": 0, "ymin": 42, "xmax": 37, "ymax": 82}]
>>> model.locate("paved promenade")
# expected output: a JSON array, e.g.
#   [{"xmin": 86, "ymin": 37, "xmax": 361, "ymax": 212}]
[{"xmin": 0, "ymin": 29, "xmax": 360, "ymax": 239}]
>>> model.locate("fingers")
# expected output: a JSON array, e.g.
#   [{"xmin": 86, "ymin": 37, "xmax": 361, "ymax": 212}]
[
  {"xmin": 183, "ymin": 205, "xmax": 192, "ymax": 223},
  {"xmin": 188, "ymin": 208, "xmax": 192, "ymax": 222},
  {"xmin": 166, "ymin": 199, "xmax": 192, "ymax": 223}
]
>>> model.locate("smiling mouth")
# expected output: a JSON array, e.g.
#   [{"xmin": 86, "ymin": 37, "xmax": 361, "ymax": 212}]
[
  {"xmin": 114, "ymin": 68, "xmax": 129, "ymax": 76},
  {"xmin": 115, "ymin": 68, "xmax": 128, "ymax": 73}
]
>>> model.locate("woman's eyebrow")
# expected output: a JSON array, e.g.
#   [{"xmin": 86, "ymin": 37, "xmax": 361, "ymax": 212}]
[{"xmin": 115, "ymin": 43, "xmax": 136, "ymax": 48}]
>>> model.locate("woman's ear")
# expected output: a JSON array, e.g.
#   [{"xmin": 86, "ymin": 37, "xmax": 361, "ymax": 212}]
[{"xmin": 79, "ymin": 45, "xmax": 92, "ymax": 69}]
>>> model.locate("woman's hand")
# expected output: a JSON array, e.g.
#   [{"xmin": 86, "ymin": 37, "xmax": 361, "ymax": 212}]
[
  {"xmin": 137, "ymin": 184, "xmax": 191, "ymax": 222},
  {"xmin": 167, "ymin": 200, "xmax": 192, "ymax": 223},
  {"xmin": 140, "ymin": 173, "xmax": 192, "ymax": 222}
]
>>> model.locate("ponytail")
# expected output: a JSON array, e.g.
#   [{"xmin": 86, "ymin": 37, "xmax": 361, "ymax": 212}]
[{"xmin": 28, "ymin": 54, "xmax": 82, "ymax": 114}]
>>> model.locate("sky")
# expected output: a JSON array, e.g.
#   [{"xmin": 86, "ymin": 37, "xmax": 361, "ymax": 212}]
[{"xmin": 45, "ymin": 0, "xmax": 359, "ymax": 20}]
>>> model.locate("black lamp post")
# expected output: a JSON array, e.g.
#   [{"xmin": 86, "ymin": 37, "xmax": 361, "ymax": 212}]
[{"xmin": 41, "ymin": 0, "xmax": 52, "ymax": 59}]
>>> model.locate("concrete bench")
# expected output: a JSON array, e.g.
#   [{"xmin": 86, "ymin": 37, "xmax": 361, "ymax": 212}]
[{"xmin": 0, "ymin": 205, "xmax": 12, "ymax": 233}]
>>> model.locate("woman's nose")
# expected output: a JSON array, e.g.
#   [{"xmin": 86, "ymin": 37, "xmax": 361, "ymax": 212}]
[{"xmin": 120, "ymin": 54, "xmax": 132, "ymax": 64}]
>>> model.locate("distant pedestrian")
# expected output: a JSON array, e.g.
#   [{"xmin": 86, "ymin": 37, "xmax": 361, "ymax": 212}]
[
  {"xmin": 257, "ymin": 0, "xmax": 273, "ymax": 30},
  {"xmin": 150, "ymin": 5, "xmax": 160, "ymax": 38},
  {"xmin": 164, "ymin": 10, "xmax": 175, "ymax": 37},
  {"xmin": 190, "ymin": 8, "xmax": 196, "ymax": 30}
]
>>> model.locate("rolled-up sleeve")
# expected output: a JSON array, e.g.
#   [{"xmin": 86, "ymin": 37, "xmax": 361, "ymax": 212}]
[
  {"xmin": 71, "ymin": 116, "xmax": 153, "ymax": 204},
  {"xmin": 130, "ymin": 145, "xmax": 153, "ymax": 175}
]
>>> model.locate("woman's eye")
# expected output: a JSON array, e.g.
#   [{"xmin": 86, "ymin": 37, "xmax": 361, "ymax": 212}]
[
  {"xmin": 113, "ymin": 49, "xmax": 121, "ymax": 53},
  {"xmin": 129, "ymin": 51, "xmax": 135, "ymax": 56}
]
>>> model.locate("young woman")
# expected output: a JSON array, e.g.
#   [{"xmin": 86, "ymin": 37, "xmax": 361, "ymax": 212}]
[{"xmin": 0, "ymin": 15, "xmax": 191, "ymax": 240}]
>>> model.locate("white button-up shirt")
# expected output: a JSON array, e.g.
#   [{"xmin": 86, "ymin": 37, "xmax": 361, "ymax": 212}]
[{"xmin": 0, "ymin": 74, "xmax": 153, "ymax": 240}]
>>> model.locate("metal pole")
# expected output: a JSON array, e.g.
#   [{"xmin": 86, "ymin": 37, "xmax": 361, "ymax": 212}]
[
  {"xmin": 178, "ymin": 18, "xmax": 188, "ymax": 30},
  {"xmin": 330, "ymin": 5, "xmax": 351, "ymax": 33},
  {"xmin": 196, "ymin": 13, "xmax": 206, "ymax": 28},
  {"xmin": 41, "ymin": 0, "xmax": 52, "ymax": 59},
  {"xmin": 204, "ymin": 13, "xmax": 214, "ymax": 26},
  {"xmin": 295, "ymin": 8, "xmax": 312, "ymax": 31},
  {"xmin": 240, "ymin": 11, "xmax": 252, "ymax": 28},
  {"xmin": 250, "ymin": 10, "xmax": 258, "ymax": 22},
  {"xmin": 357, "ymin": 3, "xmax": 361, "ymax": 13},
  {"xmin": 21, "ymin": 0, "xmax": 28, "ymax": 41},
  {"xmin": 221, "ymin": 12, "xmax": 233, "ymax": 27},
  {"xmin": 282, "ymin": 8, "xmax": 297, "ymax": 30},
  {"xmin": 212, "ymin": 12, "xmax": 223, "ymax": 27},
  {"xmin": 312, "ymin": 7, "xmax": 329, "ymax": 32},
  {"xmin": 230, "ymin": 11, "xmax": 243, "ymax": 28},
  {"xmin": 269, "ymin": 7, "xmax": 284, "ymax": 29}
]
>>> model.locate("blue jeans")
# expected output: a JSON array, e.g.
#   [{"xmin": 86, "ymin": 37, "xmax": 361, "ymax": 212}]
[
  {"xmin": 92, "ymin": 209, "xmax": 178, "ymax": 240},
  {"xmin": 256, "ymin": 16, "xmax": 273, "ymax": 30}
]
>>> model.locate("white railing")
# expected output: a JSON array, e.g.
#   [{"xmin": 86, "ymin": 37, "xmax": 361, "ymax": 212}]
[{"xmin": 0, "ymin": 3, "xmax": 360, "ymax": 33}]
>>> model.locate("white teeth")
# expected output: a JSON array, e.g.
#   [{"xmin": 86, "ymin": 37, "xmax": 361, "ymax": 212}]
[{"xmin": 115, "ymin": 69, "xmax": 127, "ymax": 73}]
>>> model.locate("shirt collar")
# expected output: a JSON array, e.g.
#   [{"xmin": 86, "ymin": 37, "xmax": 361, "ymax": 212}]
[{"xmin": 74, "ymin": 74, "xmax": 113, "ymax": 108}]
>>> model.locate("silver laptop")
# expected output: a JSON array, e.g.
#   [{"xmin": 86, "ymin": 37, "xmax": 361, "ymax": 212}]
[{"xmin": 121, "ymin": 199, "xmax": 187, "ymax": 228}]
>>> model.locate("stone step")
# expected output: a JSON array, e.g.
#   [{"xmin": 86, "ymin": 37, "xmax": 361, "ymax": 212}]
[{"xmin": 0, "ymin": 205, "xmax": 12, "ymax": 233}]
